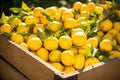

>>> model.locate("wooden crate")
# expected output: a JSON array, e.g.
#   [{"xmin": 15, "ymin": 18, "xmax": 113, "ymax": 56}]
[
  {"xmin": 0, "ymin": 56, "xmax": 28, "ymax": 80},
  {"xmin": 0, "ymin": 34, "xmax": 120, "ymax": 80}
]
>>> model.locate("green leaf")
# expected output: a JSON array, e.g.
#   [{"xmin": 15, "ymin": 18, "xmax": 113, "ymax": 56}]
[
  {"xmin": 86, "ymin": 44, "xmax": 93, "ymax": 58},
  {"xmin": 42, "ymin": 12, "xmax": 54, "ymax": 22},
  {"xmin": 22, "ymin": 1, "xmax": 31, "ymax": 11},
  {"xmin": 3, "ymin": 32, "xmax": 12, "ymax": 39},
  {"xmin": 1, "ymin": 12, "xmax": 8, "ymax": 24},
  {"xmin": 9, "ymin": 8, "xmax": 21, "ymax": 13},
  {"xmin": 37, "ymin": 29, "xmax": 47, "ymax": 41},
  {"xmin": 102, "ymin": 9, "xmax": 109, "ymax": 19}
]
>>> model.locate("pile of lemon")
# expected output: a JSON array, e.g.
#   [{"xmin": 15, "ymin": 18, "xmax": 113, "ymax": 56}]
[{"xmin": 0, "ymin": 1, "xmax": 120, "ymax": 74}]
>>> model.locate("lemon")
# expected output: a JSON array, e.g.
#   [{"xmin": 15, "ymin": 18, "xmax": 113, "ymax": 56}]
[
  {"xmin": 115, "ymin": 33, "xmax": 120, "ymax": 45},
  {"xmin": 100, "ymin": 19, "xmax": 113, "ymax": 32},
  {"xmin": 36, "ymin": 47, "xmax": 49, "ymax": 61},
  {"xmin": 25, "ymin": 16, "xmax": 40, "ymax": 24},
  {"xmin": 113, "ymin": 22, "xmax": 120, "ymax": 31},
  {"xmin": 11, "ymin": 33, "xmax": 24, "ymax": 44},
  {"xmin": 97, "ymin": 31, "xmax": 104, "ymax": 38},
  {"xmin": 48, "ymin": 21, "xmax": 62, "ymax": 32},
  {"xmin": 73, "ymin": 54, "xmax": 85, "ymax": 70},
  {"xmin": 33, "ymin": 7, "xmax": 44, "ymax": 18},
  {"xmin": 72, "ymin": 32, "xmax": 87, "ymax": 47},
  {"xmin": 87, "ymin": 2, "xmax": 96, "ymax": 13},
  {"xmin": 68, "ymin": 47, "xmax": 78, "ymax": 55},
  {"xmin": 86, "ymin": 37, "xmax": 98, "ymax": 48},
  {"xmin": 102, "ymin": 33, "xmax": 113, "ymax": 41},
  {"xmin": 61, "ymin": 50, "xmax": 75, "ymax": 66},
  {"xmin": 26, "ymin": 34, "xmax": 37, "ymax": 41},
  {"xmin": 51, "ymin": 62, "xmax": 64, "ymax": 71},
  {"xmin": 64, "ymin": 66, "xmax": 76, "ymax": 74},
  {"xmin": 11, "ymin": 18, "xmax": 22, "ymax": 27},
  {"xmin": 44, "ymin": 36, "xmax": 59, "ymax": 51},
  {"xmin": 16, "ymin": 22, "xmax": 29, "ymax": 33},
  {"xmin": 85, "ymin": 57, "xmax": 100, "ymax": 67},
  {"xmin": 49, "ymin": 50, "xmax": 61, "ymax": 62},
  {"xmin": 33, "ymin": 24, "xmax": 45, "ymax": 34},
  {"xmin": 40, "ymin": 15, "xmax": 49, "ymax": 25},
  {"xmin": 109, "ymin": 51, "xmax": 120, "ymax": 59},
  {"xmin": 100, "ymin": 39, "xmax": 113, "ymax": 52},
  {"xmin": 59, "ymin": 35, "xmax": 72, "ymax": 49},
  {"xmin": 27, "ymin": 37, "xmax": 42, "ymax": 51},
  {"xmin": 20, "ymin": 42, "xmax": 28, "ymax": 50},
  {"xmin": 0, "ymin": 24, "xmax": 12, "ymax": 34},
  {"xmin": 71, "ymin": 28, "xmax": 84, "ymax": 36},
  {"xmin": 107, "ymin": 29, "xmax": 119, "ymax": 36},
  {"xmin": 62, "ymin": 10, "xmax": 74, "ymax": 21},
  {"xmin": 64, "ymin": 18, "xmax": 77, "ymax": 29},
  {"xmin": 73, "ymin": 1, "xmax": 82, "ymax": 11}
]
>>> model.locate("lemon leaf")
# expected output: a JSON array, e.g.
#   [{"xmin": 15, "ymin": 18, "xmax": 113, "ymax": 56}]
[
  {"xmin": 86, "ymin": 44, "xmax": 93, "ymax": 58},
  {"xmin": 3, "ymin": 32, "xmax": 12, "ymax": 39},
  {"xmin": 21, "ymin": 1, "xmax": 31, "ymax": 11},
  {"xmin": 102, "ymin": 9, "xmax": 109, "ymax": 19},
  {"xmin": 37, "ymin": 28, "xmax": 47, "ymax": 41},
  {"xmin": 1, "ymin": 12, "xmax": 8, "ymax": 24},
  {"xmin": 9, "ymin": 8, "xmax": 21, "ymax": 13},
  {"xmin": 42, "ymin": 12, "xmax": 54, "ymax": 22}
]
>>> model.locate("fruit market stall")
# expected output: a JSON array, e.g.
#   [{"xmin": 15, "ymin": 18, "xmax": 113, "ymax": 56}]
[{"xmin": 0, "ymin": 1, "xmax": 120, "ymax": 80}]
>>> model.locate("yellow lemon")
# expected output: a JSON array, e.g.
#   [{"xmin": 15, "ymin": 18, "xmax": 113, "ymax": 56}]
[
  {"xmin": 33, "ymin": 24, "xmax": 45, "ymax": 34},
  {"xmin": 25, "ymin": 16, "xmax": 40, "ymax": 24},
  {"xmin": 71, "ymin": 28, "xmax": 84, "ymax": 36},
  {"xmin": 26, "ymin": 34, "xmax": 37, "ymax": 42},
  {"xmin": 100, "ymin": 39, "xmax": 113, "ymax": 52},
  {"xmin": 87, "ymin": 2, "xmax": 96, "ymax": 13},
  {"xmin": 40, "ymin": 15, "xmax": 49, "ymax": 25},
  {"xmin": 11, "ymin": 33, "xmax": 24, "ymax": 44},
  {"xmin": 16, "ymin": 22, "xmax": 29, "ymax": 33},
  {"xmin": 48, "ymin": 21, "xmax": 62, "ymax": 32},
  {"xmin": 115, "ymin": 33, "xmax": 120, "ymax": 45},
  {"xmin": 20, "ymin": 42, "xmax": 28, "ymax": 50},
  {"xmin": 109, "ymin": 51, "xmax": 120, "ymax": 59},
  {"xmin": 44, "ymin": 36, "xmax": 59, "ymax": 51},
  {"xmin": 87, "ymin": 37, "xmax": 98, "ymax": 48},
  {"xmin": 113, "ymin": 22, "xmax": 120, "ymax": 31},
  {"xmin": 107, "ymin": 28, "xmax": 119, "ymax": 36},
  {"xmin": 64, "ymin": 18, "xmax": 77, "ymax": 29},
  {"xmin": 64, "ymin": 66, "xmax": 76, "ymax": 74},
  {"xmin": 100, "ymin": 19, "xmax": 113, "ymax": 32},
  {"xmin": 68, "ymin": 47, "xmax": 78, "ymax": 55},
  {"xmin": 49, "ymin": 50, "xmax": 61, "ymax": 62},
  {"xmin": 85, "ymin": 57, "xmax": 100, "ymax": 67},
  {"xmin": 102, "ymin": 33, "xmax": 113, "ymax": 41},
  {"xmin": 32, "ymin": 7, "xmax": 44, "ymax": 18},
  {"xmin": 36, "ymin": 47, "xmax": 49, "ymax": 61},
  {"xmin": 62, "ymin": 10, "xmax": 74, "ymax": 21},
  {"xmin": 27, "ymin": 37, "xmax": 42, "ymax": 51},
  {"xmin": 59, "ymin": 35, "xmax": 72, "ymax": 49},
  {"xmin": 73, "ymin": 54, "xmax": 85, "ymax": 70},
  {"xmin": 0, "ymin": 24, "xmax": 12, "ymax": 34},
  {"xmin": 72, "ymin": 32, "xmax": 87, "ymax": 47},
  {"xmin": 51, "ymin": 62, "xmax": 64, "ymax": 71},
  {"xmin": 73, "ymin": 1, "xmax": 82, "ymax": 11},
  {"xmin": 61, "ymin": 50, "xmax": 75, "ymax": 66},
  {"xmin": 11, "ymin": 18, "xmax": 22, "ymax": 27},
  {"xmin": 97, "ymin": 31, "xmax": 104, "ymax": 38}
]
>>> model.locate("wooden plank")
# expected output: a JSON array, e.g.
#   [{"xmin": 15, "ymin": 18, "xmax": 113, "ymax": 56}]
[
  {"xmin": 77, "ymin": 58, "xmax": 120, "ymax": 80},
  {"xmin": 0, "ymin": 57, "xmax": 28, "ymax": 80},
  {"xmin": 0, "ymin": 35, "xmax": 58, "ymax": 80}
]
